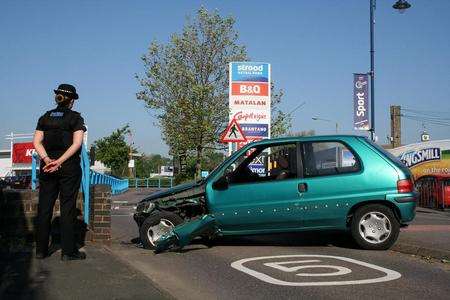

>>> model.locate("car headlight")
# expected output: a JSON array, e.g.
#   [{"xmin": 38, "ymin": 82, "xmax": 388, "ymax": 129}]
[{"xmin": 136, "ymin": 202, "xmax": 155, "ymax": 213}]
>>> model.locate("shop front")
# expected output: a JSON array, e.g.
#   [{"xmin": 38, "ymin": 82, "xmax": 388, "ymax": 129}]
[{"xmin": 389, "ymin": 140, "xmax": 450, "ymax": 209}]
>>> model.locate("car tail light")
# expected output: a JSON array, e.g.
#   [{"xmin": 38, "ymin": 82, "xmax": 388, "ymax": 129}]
[{"xmin": 397, "ymin": 179, "xmax": 414, "ymax": 193}]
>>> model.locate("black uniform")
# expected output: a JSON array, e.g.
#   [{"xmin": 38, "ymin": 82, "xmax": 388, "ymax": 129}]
[{"xmin": 35, "ymin": 105, "xmax": 86, "ymax": 256}]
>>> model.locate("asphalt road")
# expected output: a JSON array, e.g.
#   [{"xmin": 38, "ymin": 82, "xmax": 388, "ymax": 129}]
[{"xmin": 110, "ymin": 195, "xmax": 450, "ymax": 300}]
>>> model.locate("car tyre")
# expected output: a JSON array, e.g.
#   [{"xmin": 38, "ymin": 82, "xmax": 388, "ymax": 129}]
[
  {"xmin": 351, "ymin": 204, "xmax": 400, "ymax": 250},
  {"xmin": 139, "ymin": 211, "xmax": 183, "ymax": 250}
]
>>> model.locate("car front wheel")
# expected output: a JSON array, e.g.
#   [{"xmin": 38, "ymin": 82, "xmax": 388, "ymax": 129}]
[
  {"xmin": 350, "ymin": 204, "xmax": 400, "ymax": 250},
  {"xmin": 139, "ymin": 211, "xmax": 183, "ymax": 249}
]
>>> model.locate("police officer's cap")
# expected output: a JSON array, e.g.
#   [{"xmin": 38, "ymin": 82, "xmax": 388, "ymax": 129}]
[{"xmin": 54, "ymin": 83, "xmax": 79, "ymax": 100}]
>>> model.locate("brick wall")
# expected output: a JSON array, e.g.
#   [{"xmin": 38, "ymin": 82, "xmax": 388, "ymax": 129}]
[
  {"xmin": 89, "ymin": 185, "xmax": 111, "ymax": 244},
  {"xmin": 0, "ymin": 184, "xmax": 112, "ymax": 251}
]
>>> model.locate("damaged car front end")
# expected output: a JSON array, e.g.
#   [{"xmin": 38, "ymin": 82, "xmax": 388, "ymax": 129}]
[{"xmin": 134, "ymin": 180, "xmax": 217, "ymax": 252}]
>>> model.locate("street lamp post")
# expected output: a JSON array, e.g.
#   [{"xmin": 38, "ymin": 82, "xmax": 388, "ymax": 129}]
[
  {"xmin": 369, "ymin": 0, "xmax": 411, "ymax": 141},
  {"xmin": 369, "ymin": 0, "xmax": 375, "ymax": 141},
  {"xmin": 312, "ymin": 117, "xmax": 339, "ymax": 134}
]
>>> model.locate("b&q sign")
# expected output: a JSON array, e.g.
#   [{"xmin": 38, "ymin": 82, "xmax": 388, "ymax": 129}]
[{"xmin": 12, "ymin": 142, "xmax": 36, "ymax": 164}]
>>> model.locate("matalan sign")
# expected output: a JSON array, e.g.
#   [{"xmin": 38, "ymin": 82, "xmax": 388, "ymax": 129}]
[
  {"xmin": 12, "ymin": 142, "xmax": 36, "ymax": 164},
  {"xmin": 229, "ymin": 62, "xmax": 271, "ymax": 153}
]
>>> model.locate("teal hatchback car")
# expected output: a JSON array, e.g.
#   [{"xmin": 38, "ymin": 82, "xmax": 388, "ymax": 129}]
[{"xmin": 134, "ymin": 135, "xmax": 417, "ymax": 253}]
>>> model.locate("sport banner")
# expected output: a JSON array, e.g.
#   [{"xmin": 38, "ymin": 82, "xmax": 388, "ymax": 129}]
[{"xmin": 353, "ymin": 73, "xmax": 370, "ymax": 130}]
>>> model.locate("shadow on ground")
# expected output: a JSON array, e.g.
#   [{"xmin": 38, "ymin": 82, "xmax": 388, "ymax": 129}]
[
  {"xmin": 0, "ymin": 188, "xmax": 41, "ymax": 299},
  {"xmin": 126, "ymin": 230, "xmax": 359, "ymax": 254},
  {"xmin": 0, "ymin": 188, "xmax": 88, "ymax": 299}
]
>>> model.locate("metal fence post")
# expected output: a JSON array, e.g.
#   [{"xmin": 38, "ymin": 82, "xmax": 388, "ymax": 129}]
[{"xmin": 31, "ymin": 153, "xmax": 38, "ymax": 190}]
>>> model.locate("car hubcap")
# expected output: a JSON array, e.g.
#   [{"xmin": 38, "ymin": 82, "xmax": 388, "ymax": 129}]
[
  {"xmin": 147, "ymin": 219, "xmax": 175, "ymax": 246},
  {"xmin": 358, "ymin": 212, "xmax": 391, "ymax": 244}
]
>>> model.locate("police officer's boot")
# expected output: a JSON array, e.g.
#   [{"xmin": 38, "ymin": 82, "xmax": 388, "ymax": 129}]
[{"xmin": 61, "ymin": 250, "xmax": 86, "ymax": 261}]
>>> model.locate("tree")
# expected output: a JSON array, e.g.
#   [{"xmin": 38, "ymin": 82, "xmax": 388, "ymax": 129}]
[
  {"xmin": 135, "ymin": 154, "xmax": 171, "ymax": 178},
  {"xmin": 92, "ymin": 125, "xmax": 131, "ymax": 177},
  {"xmin": 270, "ymin": 84, "xmax": 292, "ymax": 137},
  {"xmin": 137, "ymin": 7, "xmax": 291, "ymax": 178}
]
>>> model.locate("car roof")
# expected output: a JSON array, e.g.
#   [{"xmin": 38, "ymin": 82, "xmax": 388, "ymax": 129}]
[{"xmin": 247, "ymin": 135, "xmax": 366, "ymax": 146}]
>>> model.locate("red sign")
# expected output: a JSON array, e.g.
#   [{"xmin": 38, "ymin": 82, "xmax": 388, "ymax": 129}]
[
  {"xmin": 220, "ymin": 119, "xmax": 247, "ymax": 143},
  {"xmin": 231, "ymin": 82, "xmax": 269, "ymax": 96},
  {"xmin": 237, "ymin": 137, "xmax": 263, "ymax": 151},
  {"xmin": 12, "ymin": 142, "xmax": 35, "ymax": 164}
]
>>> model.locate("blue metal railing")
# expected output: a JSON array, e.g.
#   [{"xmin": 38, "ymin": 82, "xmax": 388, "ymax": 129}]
[
  {"xmin": 31, "ymin": 145, "xmax": 129, "ymax": 224},
  {"xmin": 90, "ymin": 171, "xmax": 129, "ymax": 194},
  {"xmin": 80, "ymin": 145, "xmax": 91, "ymax": 224},
  {"xmin": 128, "ymin": 177, "xmax": 173, "ymax": 189}
]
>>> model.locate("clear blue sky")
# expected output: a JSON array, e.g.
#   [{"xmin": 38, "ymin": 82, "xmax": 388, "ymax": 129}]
[{"xmin": 1, "ymin": 0, "xmax": 449, "ymax": 155}]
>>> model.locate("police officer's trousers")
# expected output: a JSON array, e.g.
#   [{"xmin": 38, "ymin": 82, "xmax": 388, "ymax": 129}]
[{"xmin": 36, "ymin": 164, "xmax": 81, "ymax": 255}]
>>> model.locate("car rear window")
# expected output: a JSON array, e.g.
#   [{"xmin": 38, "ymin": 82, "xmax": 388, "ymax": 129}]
[{"xmin": 360, "ymin": 137, "xmax": 410, "ymax": 171}]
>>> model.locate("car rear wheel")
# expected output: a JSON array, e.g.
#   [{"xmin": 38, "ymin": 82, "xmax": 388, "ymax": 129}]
[
  {"xmin": 139, "ymin": 211, "xmax": 183, "ymax": 249},
  {"xmin": 351, "ymin": 204, "xmax": 400, "ymax": 250}
]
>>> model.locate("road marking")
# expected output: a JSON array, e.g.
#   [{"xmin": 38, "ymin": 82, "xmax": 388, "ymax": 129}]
[
  {"xmin": 231, "ymin": 255, "xmax": 401, "ymax": 286},
  {"xmin": 264, "ymin": 260, "xmax": 352, "ymax": 277}
]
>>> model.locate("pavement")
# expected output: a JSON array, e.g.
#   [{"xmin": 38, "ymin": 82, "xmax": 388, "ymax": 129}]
[
  {"xmin": 394, "ymin": 208, "xmax": 450, "ymax": 260},
  {"xmin": 0, "ymin": 244, "xmax": 170, "ymax": 300},
  {"xmin": 108, "ymin": 189, "xmax": 450, "ymax": 299}
]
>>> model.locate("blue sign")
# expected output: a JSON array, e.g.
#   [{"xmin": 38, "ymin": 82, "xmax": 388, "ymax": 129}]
[
  {"xmin": 201, "ymin": 170, "xmax": 210, "ymax": 178},
  {"xmin": 241, "ymin": 123, "xmax": 269, "ymax": 137},
  {"xmin": 249, "ymin": 164, "xmax": 266, "ymax": 176},
  {"xmin": 231, "ymin": 62, "xmax": 269, "ymax": 82}
]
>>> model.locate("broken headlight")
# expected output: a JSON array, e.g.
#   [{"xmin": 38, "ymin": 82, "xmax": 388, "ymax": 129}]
[{"xmin": 136, "ymin": 201, "xmax": 155, "ymax": 213}]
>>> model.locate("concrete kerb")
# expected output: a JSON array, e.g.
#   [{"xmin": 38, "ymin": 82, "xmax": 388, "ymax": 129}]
[
  {"xmin": 101, "ymin": 244, "xmax": 176, "ymax": 300},
  {"xmin": 392, "ymin": 242, "xmax": 450, "ymax": 261}
]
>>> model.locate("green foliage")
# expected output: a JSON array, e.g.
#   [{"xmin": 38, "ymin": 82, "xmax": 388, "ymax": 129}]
[
  {"xmin": 137, "ymin": 7, "xmax": 246, "ymax": 178},
  {"xmin": 135, "ymin": 154, "xmax": 171, "ymax": 178},
  {"xmin": 270, "ymin": 84, "xmax": 292, "ymax": 137},
  {"xmin": 137, "ymin": 7, "xmax": 291, "ymax": 179},
  {"xmin": 174, "ymin": 150, "xmax": 225, "ymax": 184},
  {"xmin": 92, "ymin": 125, "xmax": 131, "ymax": 177}
]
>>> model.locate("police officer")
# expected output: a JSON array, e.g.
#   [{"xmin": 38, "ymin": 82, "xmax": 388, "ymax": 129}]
[{"xmin": 33, "ymin": 83, "xmax": 87, "ymax": 261}]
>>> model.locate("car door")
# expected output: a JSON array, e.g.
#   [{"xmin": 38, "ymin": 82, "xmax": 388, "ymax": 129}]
[
  {"xmin": 295, "ymin": 139, "xmax": 365, "ymax": 229},
  {"xmin": 208, "ymin": 142, "xmax": 304, "ymax": 233}
]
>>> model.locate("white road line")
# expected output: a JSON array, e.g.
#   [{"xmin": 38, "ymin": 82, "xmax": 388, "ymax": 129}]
[{"xmin": 231, "ymin": 255, "xmax": 401, "ymax": 286}]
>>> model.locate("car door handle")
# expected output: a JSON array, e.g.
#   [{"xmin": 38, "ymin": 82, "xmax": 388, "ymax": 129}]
[{"xmin": 298, "ymin": 183, "xmax": 308, "ymax": 193}]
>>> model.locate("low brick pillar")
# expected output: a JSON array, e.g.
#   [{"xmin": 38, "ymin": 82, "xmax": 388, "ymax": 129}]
[
  {"xmin": 0, "ymin": 188, "xmax": 84, "ymax": 252},
  {"xmin": 0, "ymin": 184, "xmax": 112, "ymax": 251},
  {"xmin": 89, "ymin": 185, "xmax": 112, "ymax": 244}
]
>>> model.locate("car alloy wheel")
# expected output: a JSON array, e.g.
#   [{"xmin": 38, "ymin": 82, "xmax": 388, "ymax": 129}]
[
  {"xmin": 147, "ymin": 218, "xmax": 175, "ymax": 246},
  {"xmin": 358, "ymin": 211, "xmax": 391, "ymax": 244}
]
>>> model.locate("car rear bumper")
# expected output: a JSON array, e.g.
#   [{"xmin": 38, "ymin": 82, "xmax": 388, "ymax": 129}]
[{"xmin": 386, "ymin": 192, "xmax": 418, "ymax": 223}]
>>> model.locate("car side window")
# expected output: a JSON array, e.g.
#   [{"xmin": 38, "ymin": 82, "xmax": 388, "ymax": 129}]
[
  {"xmin": 302, "ymin": 141, "xmax": 360, "ymax": 177},
  {"xmin": 229, "ymin": 143, "xmax": 298, "ymax": 184}
]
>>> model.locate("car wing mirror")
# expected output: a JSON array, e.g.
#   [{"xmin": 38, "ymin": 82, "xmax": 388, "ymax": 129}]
[{"xmin": 212, "ymin": 175, "xmax": 229, "ymax": 190}]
